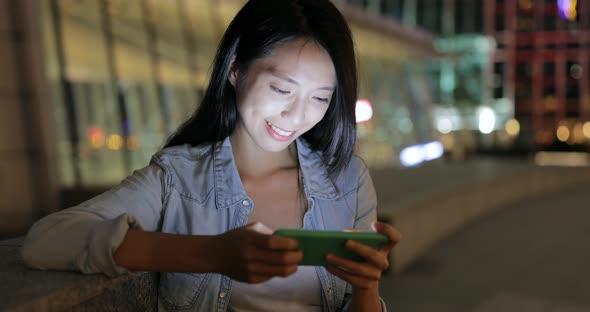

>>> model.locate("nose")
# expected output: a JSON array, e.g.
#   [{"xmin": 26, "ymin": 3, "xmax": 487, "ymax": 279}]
[{"xmin": 281, "ymin": 96, "xmax": 306, "ymax": 128}]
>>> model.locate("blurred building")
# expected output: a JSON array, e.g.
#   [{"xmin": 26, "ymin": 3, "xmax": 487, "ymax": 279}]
[
  {"xmin": 347, "ymin": 0, "xmax": 590, "ymax": 152},
  {"xmin": 0, "ymin": 0, "xmax": 440, "ymax": 236},
  {"xmin": 487, "ymin": 0, "xmax": 590, "ymax": 150},
  {"xmin": 346, "ymin": 0, "xmax": 511, "ymax": 155}
]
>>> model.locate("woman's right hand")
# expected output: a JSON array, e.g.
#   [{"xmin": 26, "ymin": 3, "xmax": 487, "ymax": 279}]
[{"xmin": 210, "ymin": 222, "xmax": 303, "ymax": 283}]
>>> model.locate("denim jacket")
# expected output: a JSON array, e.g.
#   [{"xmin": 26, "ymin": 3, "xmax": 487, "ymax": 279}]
[{"xmin": 22, "ymin": 137, "xmax": 385, "ymax": 311}]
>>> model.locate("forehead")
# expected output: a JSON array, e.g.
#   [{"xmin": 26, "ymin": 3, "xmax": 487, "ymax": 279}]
[{"xmin": 254, "ymin": 39, "xmax": 336, "ymax": 86}]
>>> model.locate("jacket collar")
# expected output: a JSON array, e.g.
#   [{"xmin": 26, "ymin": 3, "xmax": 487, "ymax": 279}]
[
  {"xmin": 295, "ymin": 138, "xmax": 339, "ymax": 199},
  {"xmin": 213, "ymin": 137, "xmax": 339, "ymax": 209}
]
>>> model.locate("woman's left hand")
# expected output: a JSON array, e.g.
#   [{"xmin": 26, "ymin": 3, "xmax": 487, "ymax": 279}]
[{"xmin": 324, "ymin": 222, "xmax": 401, "ymax": 290}]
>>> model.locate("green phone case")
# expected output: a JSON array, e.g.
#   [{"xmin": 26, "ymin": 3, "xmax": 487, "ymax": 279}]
[{"xmin": 273, "ymin": 229, "xmax": 388, "ymax": 266}]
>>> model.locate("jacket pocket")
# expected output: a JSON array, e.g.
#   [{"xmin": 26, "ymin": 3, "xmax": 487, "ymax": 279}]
[{"xmin": 159, "ymin": 272, "xmax": 211, "ymax": 310}]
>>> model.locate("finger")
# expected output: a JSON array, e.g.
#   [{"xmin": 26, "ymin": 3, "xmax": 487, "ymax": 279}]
[
  {"xmin": 325, "ymin": 265, "xmax": 377, "ymax": 289},
  {"xmin": 246, "ymin": 222, "xmax": 273, "ymax": 235},
  {"xmin": 253, "ymin": 234, "xmax": 299, "ymax": 250},
  {"xmin": 246, "ymin": 262, "xmax": 298, "ymax": 278},
  {"xmin": 248, "ymin": 248, "xmax": 304, "ymax": 265},
  {"xmin": 344, "ymin": 240, "xmax": 388, "ymax": 271},
  {"xmin": 373, "ymin": 222, "xmax": 401, "ymax": 252},
  {"xmin": 325, "ymin": 254, "xmax": 381, "ymax": 281},
  {"xmin": 241, "ymin": 274, "xmax": 275, "ymax": 284},
  {"xmin": 247, "ymin": 275, "xmax": 274, "ymax": 284}
]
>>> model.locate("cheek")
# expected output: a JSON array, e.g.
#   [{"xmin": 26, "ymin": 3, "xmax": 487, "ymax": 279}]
[
  {"xmin": 311, "ymin": 105, "xmax": 330, "ymax": 123},
  {"xmin": 236, "ymin": 80, "xmax": 272, "ymax": 116},
  {"xmin": 238, "ymin": 94, "xmax": 278, "ymax": 119},
  {"xmin": 236, "ymin": 85, "xmax": 261, "ymax": 113}
]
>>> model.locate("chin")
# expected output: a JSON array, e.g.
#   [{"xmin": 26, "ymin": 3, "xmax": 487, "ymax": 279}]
[
  {"xmin": 257, "ymin": 137, "xmax": 295, "ymax": 153},
  {"xmin": 263, "ymin": 142, "xmax": 292, "ymax": 153}
]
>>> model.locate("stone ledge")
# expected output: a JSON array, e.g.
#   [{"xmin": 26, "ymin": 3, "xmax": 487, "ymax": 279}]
[
  {"xmin": 380, "ymin": 166, "xmax": 590, "ymax": 272},
  {"xmin": 0, "ymin": 238, "xmax": 157, "ymax": 312}
]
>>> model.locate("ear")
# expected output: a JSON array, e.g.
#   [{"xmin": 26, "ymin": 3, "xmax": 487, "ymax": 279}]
[{"xmin": 228, "ymin": 55, "xmax": 238, "ymax": 87}]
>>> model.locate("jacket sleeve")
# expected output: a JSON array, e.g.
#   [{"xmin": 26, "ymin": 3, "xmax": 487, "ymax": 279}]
[
  {"xmin": 21, "ymin": 162, "xmax": 167, "ymax": 277},
  {"xmin": 340, "ymin": 160, "xmax": 388, "ymax": 311}
]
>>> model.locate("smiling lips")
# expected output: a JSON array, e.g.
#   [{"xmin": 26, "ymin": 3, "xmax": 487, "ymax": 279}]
[{"xmin": 265, "ymin": 120, "xmax": 296, "ymax": 141}]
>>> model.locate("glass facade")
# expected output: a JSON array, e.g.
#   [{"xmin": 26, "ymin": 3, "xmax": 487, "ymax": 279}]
[
  {"xmin": 350, "ymin": 0, "xmax": 590, "ymax": 151},
  {"xmin": 493, "ymin": 0, "xmax": 590, "ymax": 148},
  {"xmin": 40, "ymin": 0, "xmax": 438, "ymax": 187},
  {"xmin": 41, "ymin": 0, "xmax": 221, "ymax": 187}
]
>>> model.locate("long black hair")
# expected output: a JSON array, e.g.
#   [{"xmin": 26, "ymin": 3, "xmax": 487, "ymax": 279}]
[{"xmin": 164, "ymin": 0, "xmax": 358, "ymax": 176}]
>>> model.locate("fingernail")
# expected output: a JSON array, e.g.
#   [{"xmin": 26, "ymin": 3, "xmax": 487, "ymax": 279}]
[{"xmin": 371, "ymin": 222, "xmax": 377, "ymax": 232}]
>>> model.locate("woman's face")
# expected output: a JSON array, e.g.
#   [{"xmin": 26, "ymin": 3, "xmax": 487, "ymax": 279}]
[{"xmin": 230, "ymin": 38, "xmax": 336, "ymax": 153}]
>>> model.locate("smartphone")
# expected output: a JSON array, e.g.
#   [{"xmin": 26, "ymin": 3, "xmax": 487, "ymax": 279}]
[{"xmin": 273, "ymin": 229, "xmax": 388, "ymax": 266}]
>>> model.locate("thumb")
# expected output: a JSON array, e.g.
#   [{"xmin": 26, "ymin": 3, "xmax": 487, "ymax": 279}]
[{"xmin": 246, "ymin": 222, "xmax": 273, "ymax": 235}]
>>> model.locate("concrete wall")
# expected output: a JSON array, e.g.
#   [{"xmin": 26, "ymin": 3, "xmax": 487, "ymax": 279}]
[
  {"xmin": 373, "ymin": 166, "xmax": 590, "ymax": 273},
  {"xmin": 0, "ymin": 0, "xmax": 59, "ymax": 237}
]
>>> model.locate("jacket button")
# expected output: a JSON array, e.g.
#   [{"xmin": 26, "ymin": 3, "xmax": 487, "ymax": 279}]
[
  {"xmin": 242, "ymin": 200, "xmax": 250, "ymax": 206},
  {"xmin": 219, "ymin": 291, "xmax": 227, "ymax": 298}
]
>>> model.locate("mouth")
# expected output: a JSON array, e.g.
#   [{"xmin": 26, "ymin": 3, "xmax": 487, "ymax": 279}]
[{"xmin": 265, "ymin": 120, "xmax": 296, "ymax": 141}]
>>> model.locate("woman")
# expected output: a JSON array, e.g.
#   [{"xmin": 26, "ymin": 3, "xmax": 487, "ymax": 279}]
[{"xmin": 22, "ymin": 0, "xmax": 401, "ymax": 311}]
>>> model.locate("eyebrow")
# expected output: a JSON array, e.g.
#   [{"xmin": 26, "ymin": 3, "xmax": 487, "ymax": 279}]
[{"xmin": 268, "ymin": 69, "xmax": 335, "ymax": 91}]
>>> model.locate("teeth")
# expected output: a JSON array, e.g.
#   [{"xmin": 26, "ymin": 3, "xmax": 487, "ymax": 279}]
[{"xmin": 267, "ymin": 121, "xmax": 294, "ymax": 137}]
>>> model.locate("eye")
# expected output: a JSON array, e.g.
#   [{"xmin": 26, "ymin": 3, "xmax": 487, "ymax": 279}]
[
  {"xmin": 270, "ymin": 85, "xmax": 290, "ymax": 95},
  {"xmin": 313, "ymin": 97, "xmax": 329, "ymax": 104}
]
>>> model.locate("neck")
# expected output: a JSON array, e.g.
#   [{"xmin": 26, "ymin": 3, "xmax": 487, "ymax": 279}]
[{"xmin": 229, "ymin": 126, "xmax": 298, "ymax": 179}]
